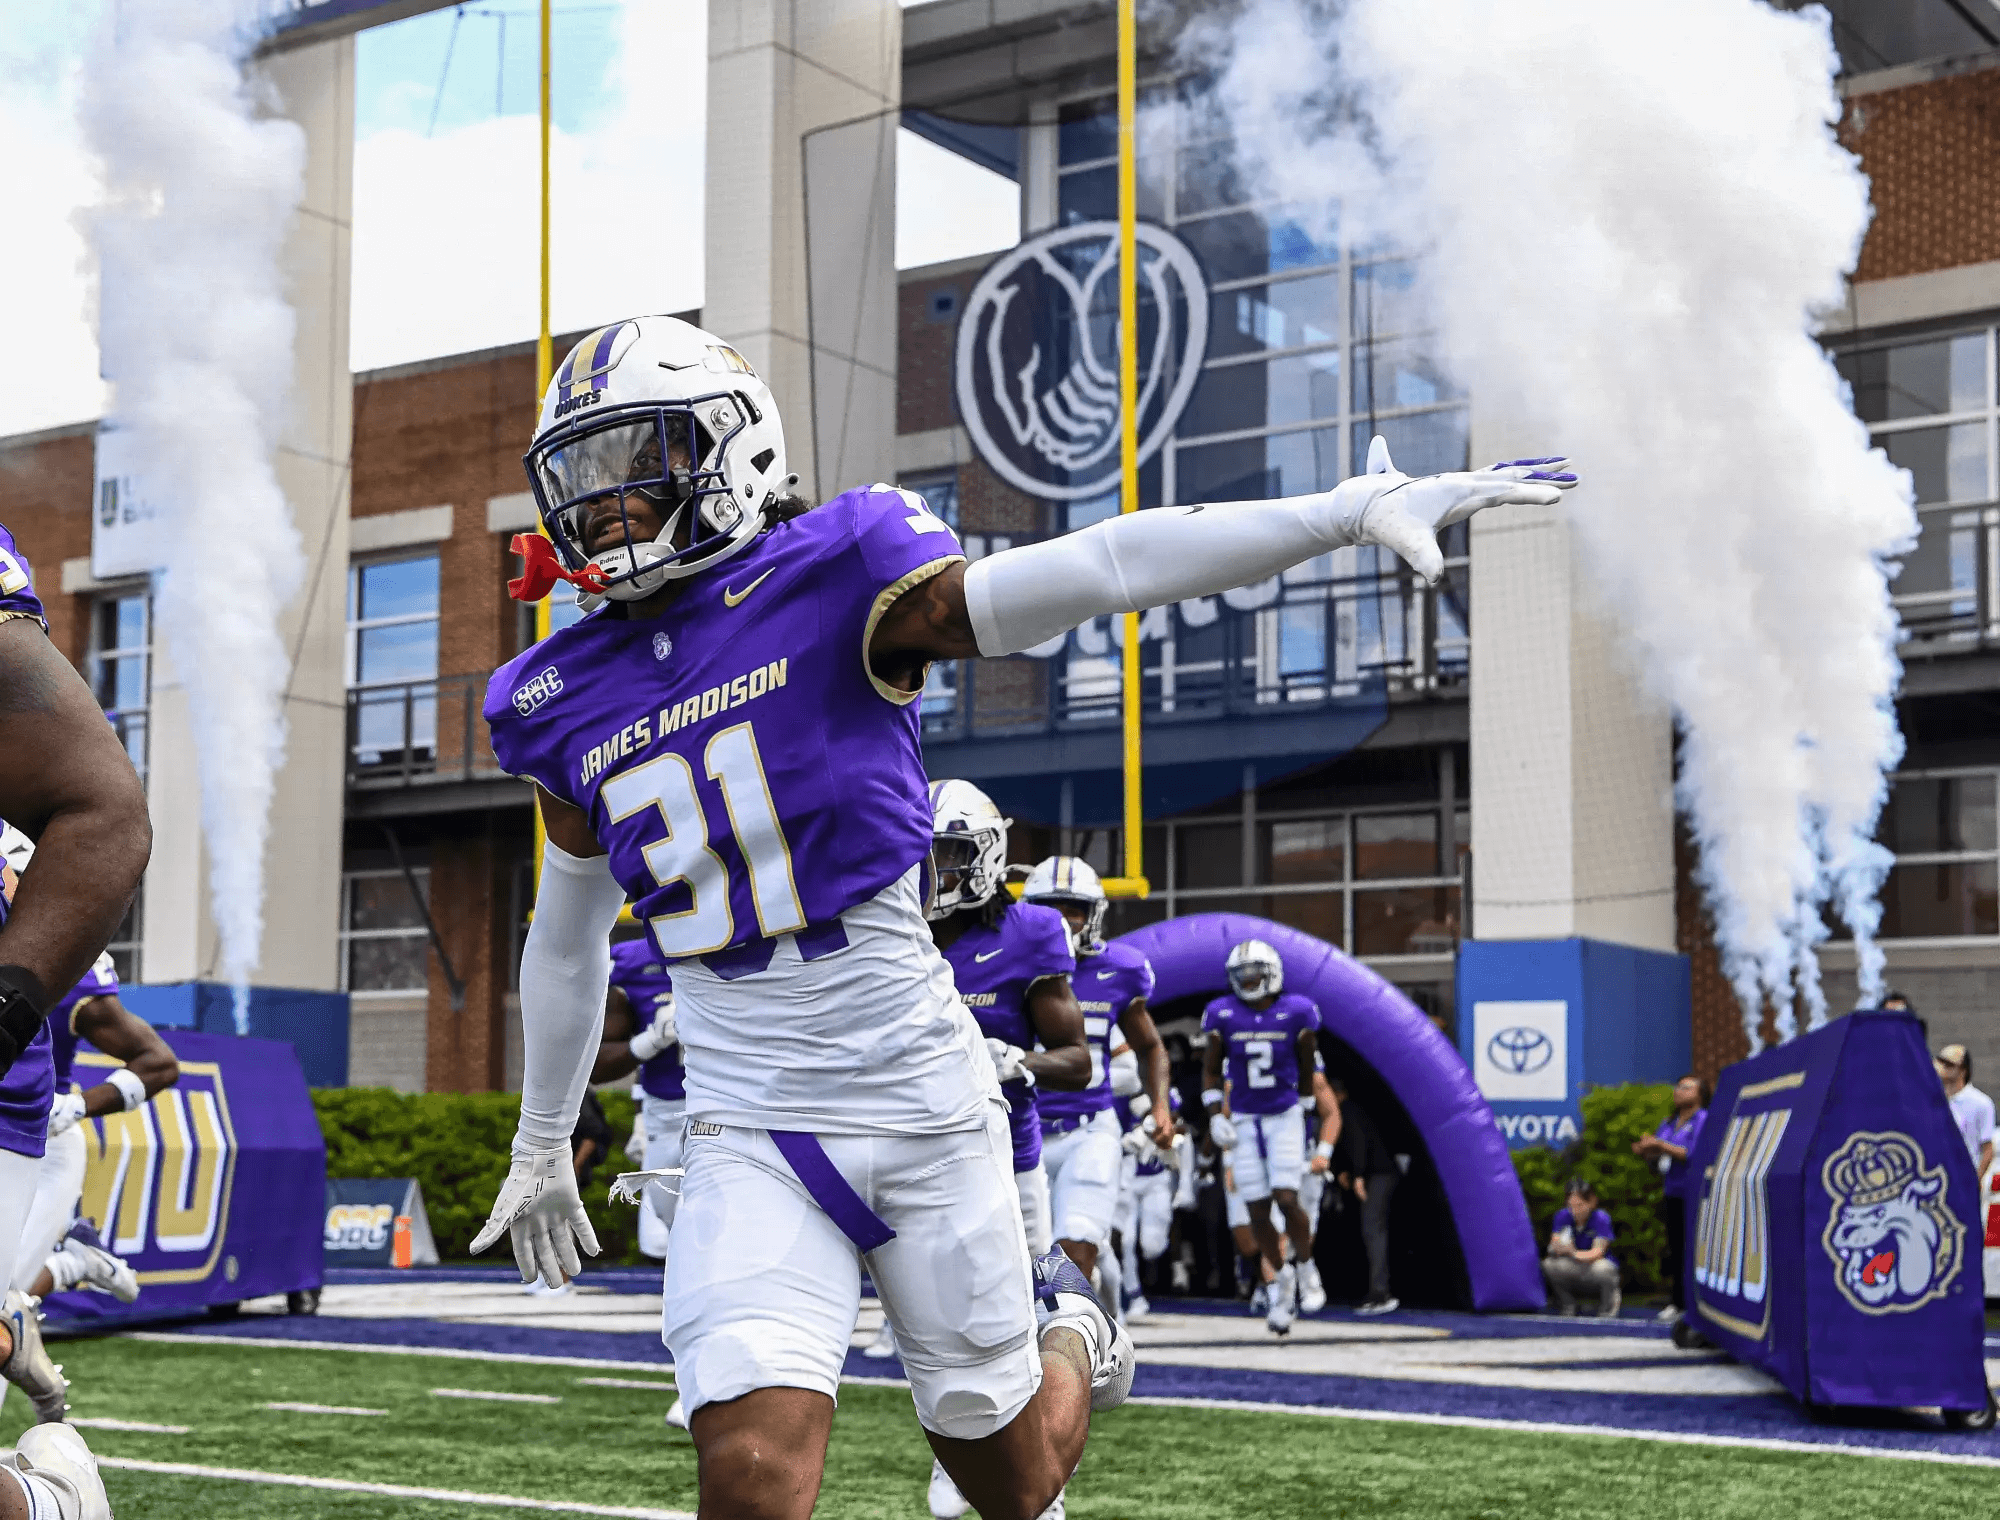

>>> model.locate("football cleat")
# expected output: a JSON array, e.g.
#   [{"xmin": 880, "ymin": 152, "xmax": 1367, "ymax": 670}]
[
  {"xmin": 863, "ymin": 1318, "xmax": 898, "ymax": 1360},
  {"xmin": 1297, "ymin": 1260, "xmax": 1327, "ymax": 1315},
  {"xmin": 1266, "ymin": 1264, "xmax": 1297, "ymax": 1336},
  {"xmin": 1248, "ymin": 1281, "xmax": 1269, "ymax": 1315},
  {"xmin": 927, "ymin": 1457, "xmax": 970, "ymax": 1519},
  {"xmin": 1125, "ymin": 1292, "xmax": 1152, "ymax": 1321},
  {"xmin": 2, "ymin": 1291, "xmax": 70, "ymax": 1423},
  {"xmin": 53, "ymin": 1220, "xmax": 140, "ymax": 1304},
  {"xmin": 1354, "ymin": 1295, "xmax": 1401, "ymax": 1317},
  {"xmin": 5, "ymin": 1421, "xmax": 111, "ymax": 1520},
  {"xmin": 1032, "ymin": 1248, "xmax": 1134, "ymax": 1411}
]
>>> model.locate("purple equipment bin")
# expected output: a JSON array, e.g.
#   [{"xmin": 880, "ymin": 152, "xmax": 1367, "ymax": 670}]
[
  {"xmin": 42, "ymin": 1028, "xmax": 327, "ymax": 1327},
  {"xmin": 1686, "ymin": 1010, "xmax": 1994, "ymax": 1424}
]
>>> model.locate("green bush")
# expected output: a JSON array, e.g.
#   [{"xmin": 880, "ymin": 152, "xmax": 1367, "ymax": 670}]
[
  {"xmin": 1508, "ymin": 1082, "xmax": 1678, "ymax": 1295},
  {"xmin": 311, "ymin": 1087, "xmax": 648, "ymax": 1268}
]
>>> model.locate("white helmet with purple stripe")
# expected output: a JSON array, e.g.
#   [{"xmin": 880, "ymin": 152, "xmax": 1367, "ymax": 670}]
[
  {"xmin": 524, "ymin": 315, "xmax": 791, "ymax": 602},
  {"xmin": 1225, "ymin": 938, "xmax": 1283, "ymax": 1001},
  {"xmin": 1022, "ymin": 855, "xmax": 1108, "ymax": 954},
  {"xmin": 926, "ymin": 779, "xmax": 1011, "ymax": 922}
]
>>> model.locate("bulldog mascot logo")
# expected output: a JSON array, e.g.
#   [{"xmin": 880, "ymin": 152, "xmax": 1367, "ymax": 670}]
[{"xmin": 1820, "ymin": 1131, "xmax": 1965, "ymax": 1314}]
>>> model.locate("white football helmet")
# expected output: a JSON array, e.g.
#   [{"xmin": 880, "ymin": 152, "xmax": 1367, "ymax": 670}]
[
  {"xmin": 1225, "ymin": 938, "xmax": 1283, "ymax": 1001},
  {"xmin": 523, "ymin": 316, "xmax": 792, "ymax": 603},
  {"xmin": 1022, "ymin": 855, "xmax": 1108, "ymax": 954},
  {"xmin": 927, "ymin": 779, "xmax": 1010, "ymax": 921}
]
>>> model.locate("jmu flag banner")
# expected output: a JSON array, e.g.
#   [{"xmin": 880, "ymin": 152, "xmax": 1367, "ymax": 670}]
[
  {"xmin": 1686, "ymin": 1010, "xmax": 1987, "ymax": 1413},
  {"xmin": 43, "ymin": 1029, "xmax": 325, "ymax": 1324}
]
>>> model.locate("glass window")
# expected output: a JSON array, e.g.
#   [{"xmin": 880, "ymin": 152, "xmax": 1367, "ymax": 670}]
[
  {"xmin": 1265, "ymin": 891, "xmax": 1344, "ymax": 948},
  {"xmin": 1182, "ymin": 349, "xmax": 1342, "ymax": 439},
  {"xmin": 1880, "ymin": 862, "xmax": 1998, "ymax": 939},
  {"xmin": 1178, "ymin": 210, "xmax": 1337, "ymax": 286},
  {"xmin": 348, "ymin": 554, "xmax": 441, "ymax": 762},
  {"xmin": 1178, "ymin": 426, "xmax": 1342, "ymax": 504},
  {"xmin": 899, "ymin": 470, "xmax": 961, "ymax": 529},
  {"xmin": 1838, "ymin": 333, "xmax": 1987, "ymax": 423},
  {"xmin": 1353, "ymin": 884, "xmax": 1459, "ymax": 955},
  {"xmin": 1881, "ymin": 423, "xmax": 1988, "ymax": 506},
  {"xmin": 1209, "ymin": 275, "xmax": 1341, "ymax": 362},
  {"xmin": 1353, "ymin": 813, "xmax": 1438, "ymax": 879},
  {"xmin": 1058, "ymin": 97, "xmax": 1117, "ymax": 166},
  {"xmin": 340, "ymin": 868, "xmax": 431, "ymax": 994},
  {"xmin": 1174, "ymin": 822, "xmax": 1243, "ymax": 890},
  {"xmin": 1352, "ymin": 410, "xmax": 1469, "ymax": 479},
  {"xmin": 1265, "ymin": 819, "xmax": 1344, "ymax": 884},
  {"xmin": 1880, "ymin": 774, "xmax": 1998, "ymax": 855},
  {"xmin": 89, "ymin": 591, "xmax": 150, "ymax": 779},
  {"xmin": 1351, "ymin": 259, "xmax": 1424, "ymax": 341},
  {"xmin": 1354, "ymin": 339, "xmax": 1463, "ymax": 415}
]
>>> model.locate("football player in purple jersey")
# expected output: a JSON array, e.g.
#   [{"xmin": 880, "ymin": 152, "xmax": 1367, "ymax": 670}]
[
  {"xmin": 917, "ymin": 782, "xmax": 1088, "ymax": 1520},
  {"xmin": 1201, "ymin": 940, "xmax": 1324, "ymax": 1335},
  {"xmin": 1023, "ymin": 856, "xmax": 1171, "ymax": 1294},
  {"xmin": 470, "ymin": 314, "xmax": 1573, "ymax": 1519},
  {"xmin": 0, "ymin": 528, "xmax": 148, "ymax": 1520}
]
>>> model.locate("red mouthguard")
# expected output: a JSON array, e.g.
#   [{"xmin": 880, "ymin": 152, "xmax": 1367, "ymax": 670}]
[{"xmin": 509, "ymin": 533, "xmax": 611, "ymax": 602}]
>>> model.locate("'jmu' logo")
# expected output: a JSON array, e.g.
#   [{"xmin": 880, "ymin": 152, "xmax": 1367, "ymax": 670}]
[
  {"xmin": 1821, "ymin": 1130, "xmax": 1964, "ymax": 1314},
  {"xmin": 513, "ymin": 666, "xmax": 563, "ymax": 716}
]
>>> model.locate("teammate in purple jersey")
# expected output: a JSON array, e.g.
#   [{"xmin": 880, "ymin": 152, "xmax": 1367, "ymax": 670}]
[
  {"xmin": 915, "ymin": 782, "xmax": 1087, "ymax": 1520},
  {"xmin": 469, "ymin": 313, "xmax": 1574, "ymax": 1519},
  {"xmin": 1023, "ymin": 856, "xmax": 1173, "ymax": 1293},
  {"xmin": 1201, "ymin": 939, "xmax": 1323, "ymax": 1335},
  {"xmin": 0, "ymin": 523, "xmax": 149, "ymax": 1509}
]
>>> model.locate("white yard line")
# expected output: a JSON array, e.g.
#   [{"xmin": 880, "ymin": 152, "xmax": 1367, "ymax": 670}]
[
  {"xmin": 433, "ymin": 1387, "xmax": 563, "ymax": 1404},
  {"xmin": 93, "ymin": 1457, "xmax": 693, "ymax": 1518},
  {"xmin": 67, "ymin": 1418, "xmax": 189, "ymax": 1434},
  {"xmin": 577, "ymin": 1377, "xmax": 677, "ymax": 1391},
  {"xmin": 1127, "ymin": 1396, "xmax": 2000, "ymax": 1469},
  {"xmin": 125, "ymin": 1332, "xmax": 662, "ymax": 1373},
  {"xmin": 263, "ymin": 1401, "xmax": 389, "ymax": 1416}
]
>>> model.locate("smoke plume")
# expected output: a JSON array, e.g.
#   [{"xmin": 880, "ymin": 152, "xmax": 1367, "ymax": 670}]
[
  {"xmin": 82, "ymin": 1, "xmax": 306, "ymax": 1030},
  {"xmin": 1191, "ymin": 0, "xmax": 1914, "ymax": 1043}
]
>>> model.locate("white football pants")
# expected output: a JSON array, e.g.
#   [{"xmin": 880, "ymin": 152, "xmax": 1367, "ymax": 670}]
[
  {"xmin": 1014, "ymin": 1161, "xmax": 1052, "ymax": 1257},
  {"xmin": 1040, "ymin": 1109, "xmax": 1121, "ymax": 1247},
  {"xmin": 11, "ymin": 1125, "xmax": 85, "ymax": 1292},
  {"xmin": 0, "ymin": 1145, "xmax": 41, "ymax": 1291},
  {"xmin": 1230, "ymin": 1103, "xmax": 1306, "ymax": 1200}
]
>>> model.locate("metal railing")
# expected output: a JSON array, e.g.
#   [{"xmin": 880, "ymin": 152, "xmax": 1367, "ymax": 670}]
[
  {"xmin": 1895, "ymin": 500, "xmax": 2000, "ymax": 654},
  {"xmin": 922, "ymin": 545, "xmax": 1469, "ymax": 740},
  {"xmin": 346, "ymin": 673, "xmax": 505, "ymax": 789}
]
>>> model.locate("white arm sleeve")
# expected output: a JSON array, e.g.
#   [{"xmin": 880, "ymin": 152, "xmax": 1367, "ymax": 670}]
[
  {"xmin": 516, "ymin": 841, "xmax": 628, "ymax": 1149},
  {"xmin": 963, "ymin": 493, "xmax": 1357, "ymax": 657}
]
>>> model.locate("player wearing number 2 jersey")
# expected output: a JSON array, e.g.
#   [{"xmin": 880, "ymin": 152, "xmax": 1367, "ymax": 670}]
[{"xmin": 469, "ymin": 313, "xmax": 1575, "ymax": 1520}]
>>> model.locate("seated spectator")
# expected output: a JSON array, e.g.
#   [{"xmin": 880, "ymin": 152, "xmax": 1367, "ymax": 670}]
[{"xmin": 1541, "ymin": 1181, "xmax": 1620, "ymax": 1318}]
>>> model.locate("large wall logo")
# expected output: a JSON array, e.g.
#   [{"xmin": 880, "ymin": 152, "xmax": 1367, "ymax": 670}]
[
  {"xmin": 954, "ymin": 221, "xmax": 1209, "ymax": 502},
  {"xmin": 75, "ymin": 1053, "xmax": 237, "ymax": 1286},
  {"xmin": 1487, "ymin": 1026, "xmax": 1553, "ymax": 1075},
  {"xmin": 1470, "ymin": 1000, "xmax": 1567, "ymax": 1103},
  {"xmin": 1820, "ymin": 1130, "xmax": 1965, "ymax": 1314}
]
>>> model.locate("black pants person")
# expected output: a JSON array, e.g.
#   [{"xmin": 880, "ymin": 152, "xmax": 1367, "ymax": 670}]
[
  {"xmin": 1658, "ymin": 1195, "xmax": 1689, "ymax": 1309},
  {"xmin": 1360, "ymin": 1170, "xmax": 1398, "ymax": 1299}
]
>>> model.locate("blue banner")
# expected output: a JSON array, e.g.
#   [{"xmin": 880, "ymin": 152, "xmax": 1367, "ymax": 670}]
[
  {"xmin": 43, "ymin": 1029, "xmax": 326, "ymax": 1325},
  {"xmin": 1687, "ymin": 1010, "xmax": 1987, "ymax": 1412},
  {"xmin": 323, "ymin": 1177, "xmax": 439, "ymax": 1268}
]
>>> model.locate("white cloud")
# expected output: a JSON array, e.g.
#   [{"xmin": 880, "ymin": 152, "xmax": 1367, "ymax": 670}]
[{"xmin": 895, "ymin": 128, "xmax": 1019, "ymax": 271}]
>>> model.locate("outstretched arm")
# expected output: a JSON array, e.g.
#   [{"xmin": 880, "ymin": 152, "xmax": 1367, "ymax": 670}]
[
  {"xmin": 871, "ymin": 439, "xmax": 1575, "ymax": 666},
  {"xmin": 0, "ymin": 620, "xmax": 151, "ymax": 1071}
]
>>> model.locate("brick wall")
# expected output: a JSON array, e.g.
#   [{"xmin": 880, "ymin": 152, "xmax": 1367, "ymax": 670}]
[
  {"xmin": 0, "ymin": 425, "xmax": 112, "ymax": 670},
  {"xmin": 899, "ymin": 274, "xmax": 965, "ymax": 436},
  {"xmin": 1844, "ymin": 64, "xmax": 2000, "ymax": 282}
]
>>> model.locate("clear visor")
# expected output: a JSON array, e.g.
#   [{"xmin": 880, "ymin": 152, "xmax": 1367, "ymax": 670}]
[
  {"xmin": 1232, "ymin": 964, "xmax": 1272, "ymax": 996},
  {"xmin": 535, "ymin": 414, "xmax": 707, "ymax": 561},
  {"xmin": 931, "ymin": 836, "xmax": 979, "ymax": 878}
]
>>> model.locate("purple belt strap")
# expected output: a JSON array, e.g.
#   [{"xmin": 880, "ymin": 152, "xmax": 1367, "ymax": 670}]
[
  {"xmin": 769, "ymin": 1131, "xmax": 896, "ymax": 1253},
  {"xmin": 1253, "ymin": 1114, "xmax": 1269, "ymax": 1162}
]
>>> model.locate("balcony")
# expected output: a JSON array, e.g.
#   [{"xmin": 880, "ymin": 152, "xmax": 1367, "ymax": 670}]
[{"xmin": 345, "ymin": 674, "xmax": 522, "ymax": 815}]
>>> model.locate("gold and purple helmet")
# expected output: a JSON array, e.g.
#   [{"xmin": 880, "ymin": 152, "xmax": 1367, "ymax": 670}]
[{"xmin": 1023, "ymin": 855, "xmax": 1108, "ymax": 954}]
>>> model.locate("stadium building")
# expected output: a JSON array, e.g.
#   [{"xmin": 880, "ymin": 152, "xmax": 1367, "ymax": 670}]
[{"xmin": 0, "ymin": 0, "xmax": 1995, "ymax": 1098}]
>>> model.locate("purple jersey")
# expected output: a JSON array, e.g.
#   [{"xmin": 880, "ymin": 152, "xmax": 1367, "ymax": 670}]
[
  {"xmin": 1201, "ymin": 991, "xmax": 1321, "ymax": 1117},
  {"xmin": 0, "ymin": 529, "xmax": 53, "ymax": 1158},
  {"xmin": 609, "ymin": 938, "xmax": 683, "ymax": 1102},
  {"xmin": 486, "ymin": 488, "xmax": 962, "ymax": 969},
  {"xmin": 49, "ymin": 953, "xmax": 120, "ymax": 1091},
  {"xmin": 942, "ymin": 902, "xmax": 1073, "ymax": 1172},
  {"xmin": 1040, "ymin": 940, "xmax": 1153, "ymax": 1122}
]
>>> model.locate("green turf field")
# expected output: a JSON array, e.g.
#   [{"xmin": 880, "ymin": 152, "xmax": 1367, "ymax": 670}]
[{"xmin": 0, "ymin": 1336, "xmax": 1986, "ymax": 1518}]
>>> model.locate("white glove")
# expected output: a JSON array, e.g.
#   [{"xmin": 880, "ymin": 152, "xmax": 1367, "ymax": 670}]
[
  {"xmin": 46, "ymin": 1090, "xmax": 86, "ymax": 1136},
  {"xmin": 1208, "ymin": 1113, "xmax": 1238, "ymax": 1151},
  {"xmin": 1126, "ymin": 1092, "xmax": 1152, "ymax": 1120},
  {"xmin": 470, "ymin": 1142, "xmax": 601, "ymax": 1289},
  {"xmin": 1109, "ymin": 1046, "xmax": 1142, "ymax": 1097},
  {"xmin": 1343, "ymin": 437, "xmax": 1578, "ymax": 584},
  {"xmin": 986, "ymin": 1038, "xmax": 1031, "ymax": 1084},
  {"xmin": 628, "ymin": 1008, "xmax": 676, "ymax": 1063}
]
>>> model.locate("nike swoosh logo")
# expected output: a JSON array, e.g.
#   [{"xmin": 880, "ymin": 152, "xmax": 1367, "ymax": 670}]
[
  {"xmin": 974, "ymin": 949, "xmax": 1003, "ymax": 963},
  {"xmin": 1095, "ymin": 970, "xmax": 1117, "ymax": 979},
  {"xmin": 723, "ymin": 568, "xmax": 776, "ymax": 607}
]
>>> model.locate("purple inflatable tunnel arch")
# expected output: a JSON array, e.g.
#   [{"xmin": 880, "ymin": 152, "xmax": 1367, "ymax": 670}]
[{"xmin": 1119, "ymin": 912, "xmax": 1543, "ymax": 1312}]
